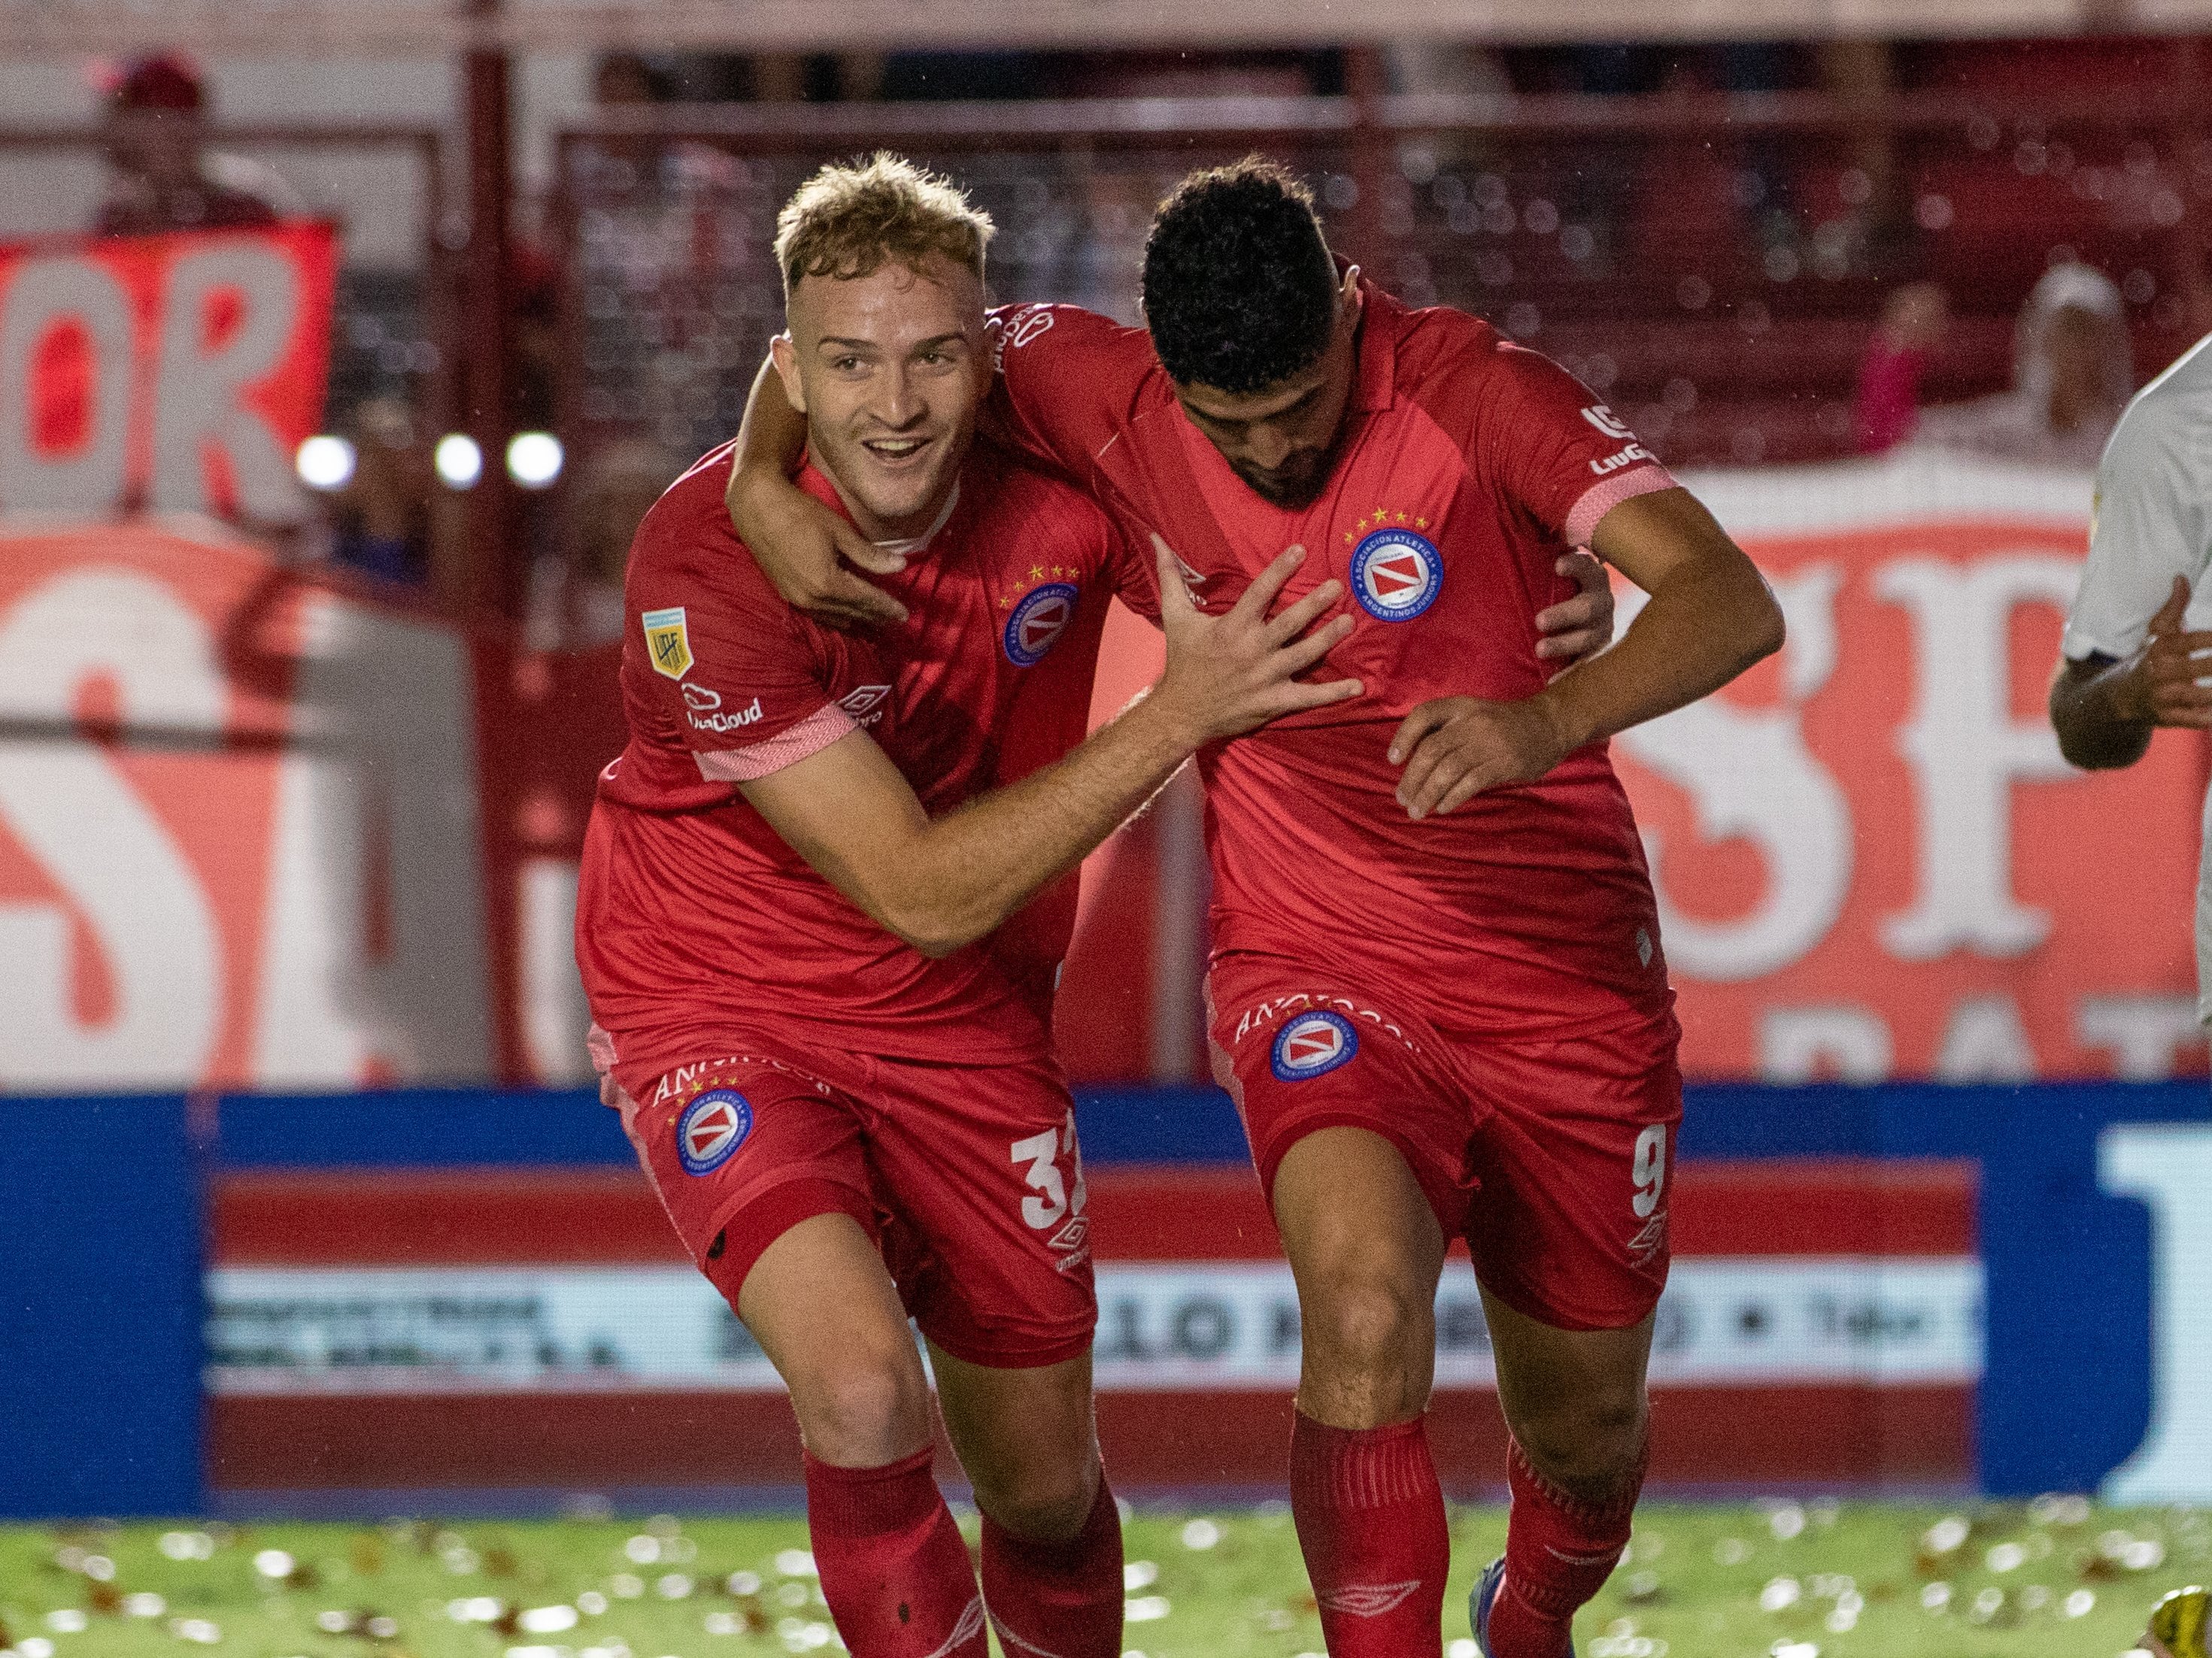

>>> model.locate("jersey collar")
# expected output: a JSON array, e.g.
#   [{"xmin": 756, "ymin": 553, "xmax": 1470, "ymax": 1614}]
[{"xmin": 1349, "ymin": 271, "xmax": 1402, "ymax": 417}]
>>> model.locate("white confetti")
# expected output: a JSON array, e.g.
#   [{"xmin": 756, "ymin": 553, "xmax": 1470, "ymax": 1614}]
[
  {"xmin": 2123, "ymin": 1538, "xmax": 2166, "ymax": 1570},
  {"xmin": 1923, "ymin": 1516, "xmax": 1970, "ymax": 1555},
  {"xmin": 1986, "ymin": 1541, "xmax": 2026, "ymax": 1572},
  {"xmin": 775, "ymin": 1550, "xmax": 818, "ymax": 1578},
  {"xmin": 1446, "ymin": 1644, "xmax": 1478, "ymax": 1658},
  {"xmin": 1921, "ymin": 1582, "xmax": 1952, "ymax": 1612},
  {"xmin": 657, "ymin": 1575, "xmax": 694, "ymax": 1600},
  {"xmin": 314, "ymin": 1611, "xmax": 354, "ymax": 1633},
  {"xmin": 253, "ymin": 1549, "xmax": 296, "ymax": 1581},
  {"xmin": 1768, "ymin": 1504, "xmax": 1807, "ymax": 1541},
  {"xmin": 725, "ymin": 1573, "xmax": 761, "ymax": 1597},
  {"xmin": 168, "ymin": 1618, "xmax": 222, "ymax": 1644},
  {"xmin": 1179, "ymin": 1519, "xmax": 1221, "ymax": 1550},
  {"xmin": 2064, "ymin": 1589, "xmax": 2097, "ymax": 1617},
  {"xmin": 159, "ymin": 1532, "xmax": 216, "ymax": 1562},
  {"xmin": 704, "ymin": 1611, "xmax": 743, "ymax": 1635},
  {"xmin": 1126, "ymin": 1596, "xmax": 1172, "ymax": 1623},
  {"xmin": 366, "ymin": 1617, "xmax": 399, "ymax": 1639},
  {"xmin": 1769, "ymin": 1644, "xmax": 1819, "ymax": 1658},
  {"xmin": 449, "ymin": 1597, "xmax": 504, "ymax": 1623},
  {"xmin": 521, "ymin": 1605, "xmax": 581, "ymax": 1632},
  {"xmin": 122, "ymin": 1593, "xmax": 166, "ymax": 1618},
  {"xmin": 81, "ymin": 1556, "xmax": 115, "ymax": 1584},
  {"xmin": 43, "ymin": 1611, "xmax": 87, "ymax": 1634},
  {"xmin": 1124, "ymin": 1562, "xmax": 1159, "ymax": 1591},
  {"xmin": 610, "ymin": 1573, "xmax": 646, "ymax": 1599},
  {"xmin": 1714, "ymin": 1538, "xmax": 1750, "ymax": 1566},
  {"xmin": 626, "ymin": 1536, "xmax": 663, "ymax": 1565},
  {"xmin": 20, "ymin": 1638, "xmax": 56, "ymax": 1658},
  {"xmin": 1759, "ymin": 1576, "xmax": 1801, "ymax": 1612},
  {"xmin": 578, "ymin": 1590, "xmax": 609, "ymax": 1614}
]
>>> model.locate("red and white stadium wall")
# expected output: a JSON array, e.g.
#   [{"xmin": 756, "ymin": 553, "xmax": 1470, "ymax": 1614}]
[
  {"xmin": 7, "ymin": 1080, "xmax": 2207, "ymax": 1518},
  {"xmin": 3, "ymin": 449, "xmax": 2208, "ymax": 1093}
]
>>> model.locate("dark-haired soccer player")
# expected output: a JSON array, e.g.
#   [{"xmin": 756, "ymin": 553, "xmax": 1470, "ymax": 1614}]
[
  {"xmin": 581, "ymin": 156, "xmax": 1362, "ymax": 1658},
  {"xmin": 728, "ymin": 159, "xmax": 1783, "ymax": 1658}
]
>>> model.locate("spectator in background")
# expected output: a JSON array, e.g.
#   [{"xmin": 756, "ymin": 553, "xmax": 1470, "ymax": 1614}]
[
  {"xmin": 1854, "ymin": 280, "xmax": 1949, "ymax": 452},
  {"xmin": 523, "ymin": 441, "xmax": 684, "ymax": 653},
  {"xmin": 1917, "ymin": 262, "xmax": 2134, "ymax": 468},
  {"xmin": 328, "ymin": 397, "xmax": 432, "ymax": 585},
  {"xmin": 95, "ymin": 53, "xmax": 302, "ymax": 236}
]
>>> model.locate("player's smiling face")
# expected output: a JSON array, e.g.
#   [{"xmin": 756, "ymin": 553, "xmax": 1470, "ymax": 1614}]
[
  {"xmin": 772, "ymin": 252, "xmax": 986, "ymax": 541},
  {"xmin": 1172, "ymin": 274, "xmax": 1363, "ymax": 509}
]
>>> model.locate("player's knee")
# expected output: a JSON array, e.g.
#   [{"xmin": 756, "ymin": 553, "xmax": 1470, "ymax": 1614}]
[
  {"xmin": 1516, "ymin": 1388, "xmax": 1647, "ymax": 1496},
  {"xmin": 791, "ymin": 1350, "xmax": 932, "ymax": 1466},
  {"xmin": 970, "ymin": 1457, "xmax": 1097, "ymax": 1544},
  {"xmin": 1306, "ymin": 1274, "xmax": 1431, "ymax": 1383}
]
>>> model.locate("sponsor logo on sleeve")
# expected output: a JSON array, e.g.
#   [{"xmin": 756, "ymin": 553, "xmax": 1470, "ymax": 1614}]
[
  {"xmin": 687, "ymin": 696, "xmax": 763, "ymax": 734},
  {"xmin": 642, "ymin": 607, "xmax": 693, "ymax": 680},
  {"xmin": 1350, "ymin": 529, "xmax": 1443, "ymax": 622},
  {"xmin": 676, "ymin": 1088, "xmax": 754, "ymax": 1175},
  {"xmin": 1003, "ymin": 581, "xmax": 1080, "ymax": 665},
  {"xmin": 1580, "ymin": 404, "xmax": 1637, "ymax": 441},
  {"xmin": 1270, "ymin": 1010, "xmax": 1359, "ymax": 1081}
]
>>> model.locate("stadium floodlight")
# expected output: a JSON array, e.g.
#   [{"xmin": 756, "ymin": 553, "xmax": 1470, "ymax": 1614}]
[
  {"xmin": 507, "ymin": 431, "xmax": 564, "ymax": 489},
  {"xmin": 435, "ymin": 433, "xmax": 484, "ymax": 489},
  {"xmin": 294, "ymin": 435, "xmax": 356, "ymax": 491}
]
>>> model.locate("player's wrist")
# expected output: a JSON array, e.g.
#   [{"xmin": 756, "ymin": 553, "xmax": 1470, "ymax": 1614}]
[{"xmin": 1530, "ymin": 682, "xmax": 1595, "ymax": 759}]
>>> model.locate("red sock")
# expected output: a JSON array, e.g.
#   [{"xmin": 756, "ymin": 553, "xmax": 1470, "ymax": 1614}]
[
  {"xmin": 1485, "ymin": 1435, "xmax": 1646, "ymax": 1658},
  {"xmin": 1288, "ymin": 1411, "xmax": 1449, "ymax": 1658},
  {"xmin": 804, "ymin": 1448, "xmax": 986, "ymax": 1657},
  {"xmin": 980, "ymin": 1476, "xmax": 1124, "ymax": 1658}
]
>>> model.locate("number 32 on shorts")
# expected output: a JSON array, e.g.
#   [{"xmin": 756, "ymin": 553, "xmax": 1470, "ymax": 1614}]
[
  {"xmin": 1011, "ymin": 1111, "xmax": 1088, "ymax": 1233},
  {"xmin": 1631, "ymin": 1123, "xmax": 1668, "ymax": 1220}
]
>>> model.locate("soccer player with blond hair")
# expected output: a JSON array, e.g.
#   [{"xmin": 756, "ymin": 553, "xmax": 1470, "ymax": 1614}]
[{"xmin": 578, "ymin": 154, "xmax": 1361, "ymax": 1658}]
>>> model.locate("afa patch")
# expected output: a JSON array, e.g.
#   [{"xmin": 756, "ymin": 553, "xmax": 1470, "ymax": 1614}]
[
  {"xmin": 676, "ymin": 1088, "xmax": 753, "ymax": 1175},
  {"xmin": 1004, "ymin": 582, "xmax": 1079, "ymax": 666},
  {"xmin": 1350, "ymin": 529, "xmax": 1442, "ymax": 622},
  {"xmin": 1270, "ymin": 1010, "xmax": 1358, "ymax": 1082},
  {"xmin": 642, "ymin": 606, "xmax": 693, "ymax": 680}
]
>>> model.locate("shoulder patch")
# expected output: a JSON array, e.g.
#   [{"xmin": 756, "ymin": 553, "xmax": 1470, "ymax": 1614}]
[{"xmin": 642, "ymin": 607, "xmax": 693, "ymax": 680}]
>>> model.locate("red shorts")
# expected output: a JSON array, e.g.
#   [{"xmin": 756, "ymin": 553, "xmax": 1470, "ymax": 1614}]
[
  {"xmin": 1206, "ymin": 962, "xmax": 1682, "ymax": 1332},
  {"xmin": 610, "ymin": 1038, "xmax": 1097, "ymax": 1369}
]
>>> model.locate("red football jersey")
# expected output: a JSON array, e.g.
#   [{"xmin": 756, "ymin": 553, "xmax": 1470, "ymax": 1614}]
[
  {"xmin": 985, "ymin": 282, "xmax": 1679, "ymax": 1037},
  {"xmin": 577, "ymin": 439, "xmax": 1135, "ymax": 1095}
]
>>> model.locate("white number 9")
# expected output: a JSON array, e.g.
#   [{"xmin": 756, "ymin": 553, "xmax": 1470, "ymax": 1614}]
[{"xmin": 1631, "ymin": 1124, "xmax": 1667, "ymax": 1220}]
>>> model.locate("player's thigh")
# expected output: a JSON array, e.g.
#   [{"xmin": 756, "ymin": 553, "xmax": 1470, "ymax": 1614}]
[
  {"xmin": 1272, "ymin": 1126, "xmax": 1449, "ymax": 1352},
  {"xmin": 741, "ymin": 1213, "xmax": 933, "ymax": 1466},
  {"xmin": 1480, "ymin": 1282, "xmax": 1654, "ymax": 1450},
  {"xmin": 863, "ymin": 1056, "xmax": 1099, "ymax": 1372},
  {"xmin": 1459, "ymin": 1007, "xmax": 1683, "ymax": 1338},
  {"xmin": 930, "ymin": 1343, "xmax": 1100, "ymax": 1538}
]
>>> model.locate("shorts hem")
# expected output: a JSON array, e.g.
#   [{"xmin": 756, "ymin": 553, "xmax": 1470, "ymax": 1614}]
[
  {"xmin": 919, "ymin": 1323, "xmax": 1095, "ymax": 1371},
  {"xmin": 702, "ymin": 1176, "xmax": 878, "ymax": 1308},
  {"xmin": 1473, "ymin": 1269, "xmax": 1667, "ymax": 1335},
  {"xmin": 1250, "ymin": 1108, "xmax": 1470, "ymax": 1237}
]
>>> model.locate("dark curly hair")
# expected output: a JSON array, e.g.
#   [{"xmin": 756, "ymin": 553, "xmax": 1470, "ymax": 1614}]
[{"xmin": 1141, "ymin": 157, "xmax": 1339, "ymax": 394}]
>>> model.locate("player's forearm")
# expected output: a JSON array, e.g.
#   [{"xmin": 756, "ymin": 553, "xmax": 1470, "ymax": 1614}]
[
  {"xmin": 1538, "ymin": 556, "xmax": 1783, "ymax": 750},
  {"xmin": 885, "ymin": 695, "xmax": 1200, "ymax": 956},
  {"xmin": 727, "ymin": 356, "xmax": 808, "ymax": 509},
  {"xmin": 2050, "ymin": 658, "xmax": 2154, "ymax": 769}
]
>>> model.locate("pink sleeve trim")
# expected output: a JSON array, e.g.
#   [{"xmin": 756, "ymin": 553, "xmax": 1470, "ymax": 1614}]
[
  {"xmin": 1563, "ymin": 463, "xmax": 1677, "ymax": 550},
  {"xmin": 694, "ymin": 702, "xmax": 856, "ymax": 783}
]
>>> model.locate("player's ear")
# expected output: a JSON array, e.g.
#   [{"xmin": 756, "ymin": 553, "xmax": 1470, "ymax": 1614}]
[
  {"xmin": 769, "ymin": 331, "xmax": 809, "ymax": 416},
  {"xmin": 1339, "ymin": 265, "xmax": 1364, "ymax": 320}
]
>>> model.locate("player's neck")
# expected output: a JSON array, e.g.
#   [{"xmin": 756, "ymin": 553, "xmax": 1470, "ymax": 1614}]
[{"xmin": 814, "ymin": 459, "xmax": 963, "ymax": 552}]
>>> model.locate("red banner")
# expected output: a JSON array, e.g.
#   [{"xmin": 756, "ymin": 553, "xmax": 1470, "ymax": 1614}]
[{"xmin": 0, "ymin": 223, "xmax": 337, "ymax": 523}]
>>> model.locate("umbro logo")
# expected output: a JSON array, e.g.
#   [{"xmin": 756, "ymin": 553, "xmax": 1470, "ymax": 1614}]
[{"xmin": 1318, "ymin": 1581, "xmax": 1423, "ymax": 1617}]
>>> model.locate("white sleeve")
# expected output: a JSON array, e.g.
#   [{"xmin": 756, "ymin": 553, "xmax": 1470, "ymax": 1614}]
[{"xmin": 2063, "ymin": 391, "xmax": 2209, "ymax": 662}]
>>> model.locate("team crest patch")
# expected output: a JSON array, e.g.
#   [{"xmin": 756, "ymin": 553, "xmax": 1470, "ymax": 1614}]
[
  {"xmin": 676, "ymin": 1088, "xmax": 753, "ymax": 1175},
  {"xmin": 1350, "ymin": 529, "xmax": 1443, "ymax": 622},
  {"xmin": 1270, "ymin": 1010, "xmax": 1358, "ymax": 1081},
  {"xmin": 1004, "ymin": 582, "xmax": 1079, "ymax": 666},
  {"xmin": 642, "ymin": 607, "xmax": 693, "ymax": 680}
]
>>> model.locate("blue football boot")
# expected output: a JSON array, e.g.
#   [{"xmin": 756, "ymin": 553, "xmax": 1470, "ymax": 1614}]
[{"xmin": 1471, "ymin": 1556, "xmax": 1576, "ymax": 1658}]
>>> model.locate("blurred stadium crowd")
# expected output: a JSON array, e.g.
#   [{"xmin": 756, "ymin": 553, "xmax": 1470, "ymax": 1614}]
[{"xmin": 8, "ymin": 35, "xmax": 2210, "ymax": 637}]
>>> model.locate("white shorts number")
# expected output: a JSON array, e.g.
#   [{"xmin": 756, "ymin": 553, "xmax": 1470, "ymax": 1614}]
[
  {"xmin": 1631, "ymin": 1123, "xmax": 1667, "ymax": 1220},
  {"xmin": 1012, "ymin": 1111, "xmax": 1086, "ymax": 1231}
]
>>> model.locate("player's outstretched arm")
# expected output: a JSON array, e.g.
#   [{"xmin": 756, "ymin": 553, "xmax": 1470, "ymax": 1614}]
[
  {"xmin": 742, "ymin": 541, "xmax": 1360, "ymax": 956},
  {"xmin": 2050, "ymin": 575, "xmax": 2212, "ymax": 769},
  {"xmin": 1389, "ymin": 486, "xmax": 1782, "ymax": 820},
  {"xmin": 726, "ymin": 356, "xmax": 911, "ymax": 629}
]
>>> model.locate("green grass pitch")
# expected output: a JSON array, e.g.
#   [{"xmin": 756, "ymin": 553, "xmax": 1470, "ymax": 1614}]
[{"xmin": 2, "ymin": 1500, "xmax": 2203, "ymax": 1657}]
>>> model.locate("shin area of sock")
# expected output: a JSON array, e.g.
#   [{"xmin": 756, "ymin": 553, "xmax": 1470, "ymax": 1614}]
[
  {"xmin": 1487, "ymin": 1435, "xmax": 1646, "ymax": 1658},
  {"xmin": 1288, "ymin": 1411, "xmax": 1449, "ymax": 1658},
  {"xmin": 804, "ymin": 1447, "xmax": 986, "ymax": 1657},
  {"xmin": 979, "ymin": 1476, "xmax": 1125, "ymax": 1658}
]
